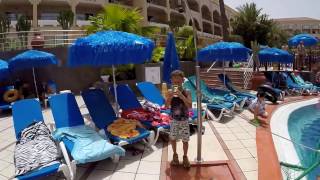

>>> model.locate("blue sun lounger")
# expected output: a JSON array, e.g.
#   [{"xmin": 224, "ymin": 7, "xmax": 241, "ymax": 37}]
[
  {"xmin": 48, "ymin": 93, "xmax": 125, "ymax": 171},
  {"xmin": 279, "ymin": 72, "xmax": 304, "ymax": 93},
  {"xmin": 12, "ymin": 99, "xmax": 71, "ymax": 180},
  {"xmin": 217, "ymin": 74, "xmax": 256, "ymax": 101},
  {"xmin": 289, "ymin": 72, "xmax": 319, "ymax": 91},
  {"xmin": 110, "ymin": 84, "xmax": 169, "ymax": 144},
  {"xmin": 187, "ymin": 76, "xmax": 246, "ymax": 109},
  {"xmin": 135, "ymin": 81, "xmax": 203, "ymax": 123},
  {"xmin": 183, "ymin": 79, "xmax": 235, "ymax": 122},
  {"xmin": 81, "ymin": 89, "xmax": 154, "ymax": 147}
]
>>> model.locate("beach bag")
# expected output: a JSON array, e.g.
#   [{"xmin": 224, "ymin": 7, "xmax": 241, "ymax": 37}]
[{"xmin": 14, "ymin": 121, "xmax": 60, "ymax": 176}]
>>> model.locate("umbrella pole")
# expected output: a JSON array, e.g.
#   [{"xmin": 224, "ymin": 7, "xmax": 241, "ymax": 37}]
[
  {"xmin": 112, "ymin": 65, "xmax": 119, "ymax": 117},
  {"xmin": 32, "ymin": 67, "xmax": 39, "ymax": 99},
  {"xmin": 223, "ymin": 65, "xmax": 225, "ymax": 86},
  {"xmin": 195, "ymin": 65, "xmax": 203, "ymax": 163}
]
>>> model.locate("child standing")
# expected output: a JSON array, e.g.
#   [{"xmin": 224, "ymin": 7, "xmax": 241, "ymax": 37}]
[{"xmin": 165, "ymin": 70, "xmax": 192, "ymax": 168}]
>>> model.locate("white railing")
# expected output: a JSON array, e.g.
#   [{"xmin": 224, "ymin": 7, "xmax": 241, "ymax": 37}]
[
  {"xmin": 0, "ymin": 30, "xmax": 86, "ymax": 51},
  {"xmin": 243, "ymin": 54, "xmax": 254, "ymax": 89},
  {"xmin": 206, "ymin": 61, "xmax": 217, "ymax": 72}
]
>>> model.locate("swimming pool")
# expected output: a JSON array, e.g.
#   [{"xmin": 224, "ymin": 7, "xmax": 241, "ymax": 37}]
[
  {"xmin": 270, "ymin": 98, "xmax": 319, "ymax": 180},
  {"xmin": 288, "ymin": 103, "xmax": 320, "ymax": 180}
]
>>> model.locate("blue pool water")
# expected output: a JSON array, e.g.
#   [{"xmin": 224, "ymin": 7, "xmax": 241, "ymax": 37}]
[{"xmin": 288, "ymin": 103, "xmax": 320, "ymax": 180}]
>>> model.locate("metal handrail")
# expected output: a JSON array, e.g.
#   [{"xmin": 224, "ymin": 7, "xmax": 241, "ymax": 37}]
[
  {"xmin": 243, "ymin": 54, "xmax": 254, "ymax": 89},
  {"xmin": 0, "ymin": 30, "xmax": 87, "ymax": 51}
]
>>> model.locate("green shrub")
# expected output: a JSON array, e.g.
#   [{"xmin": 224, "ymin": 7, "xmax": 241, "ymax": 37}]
[{"xmin": 152, "ymin": 47, "xmax": 165, "ymax": 63}]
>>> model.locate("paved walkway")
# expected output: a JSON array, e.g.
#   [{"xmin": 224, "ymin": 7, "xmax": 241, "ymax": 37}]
[{"xmin": 0, "ymin": 96, "xmax": 259, "ymax": 180}]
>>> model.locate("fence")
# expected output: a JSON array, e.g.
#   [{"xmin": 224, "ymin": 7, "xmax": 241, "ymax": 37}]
[{"xmin": 0, "ymin": 30, "xmax": 86, "ymax": 52}]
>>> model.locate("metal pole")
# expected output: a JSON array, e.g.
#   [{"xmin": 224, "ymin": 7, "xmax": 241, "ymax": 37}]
[
  {"xmin": 181, "ymin": 0, "xmax": 203, "ymax": 163},
  {"xmin": 32, "ymin": 67, "xmax": 39, "ymax": 99},
  {"xmin": 112, "ymin": 65, "xmax": 119, "ymax": 117}
]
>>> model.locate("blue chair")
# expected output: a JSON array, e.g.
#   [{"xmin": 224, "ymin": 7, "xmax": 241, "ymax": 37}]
[
  {"xmin": 187, "ymin": 76, "xmax": 247, "ymax": 109},
  {"xmin": 217, "ymin": 74, "xmax": 256, "ymax": 101},
  {"xmin": 48, "ymin": 93, "xmax": 125, "ymax": 173},
  {"xmin": 183, "ymin": 79, "xmax": 235, "ymax": 121},
  {"xmin": 289, "ymin": 72, "xmax": 319, "ymax": 91},
  {"xmin": 110, "ymin": 84, "xmax": 169, "ymax": 144},
  {"xmin": 81, "ymin": 89, "xmax": 154, "ymax": 146},
  {"xmin": 136, "ymin": 81, "xmax": 203, "ymax": 123},
  {"xmin": 136, "ymin": 82, "xmax": 165, "ymax": 106},
  {"xmin": 279, "ymin": 72, "xmax": 304, "ymax": 93},
  {"xmin": 12, "ymin": 99, "xmax": 71, "ymax": 180}
]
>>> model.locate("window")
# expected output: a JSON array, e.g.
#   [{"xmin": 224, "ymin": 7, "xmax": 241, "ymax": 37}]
[{"xmin": 41, "ymin": 13, "xmax": 59, "ymax": 20}]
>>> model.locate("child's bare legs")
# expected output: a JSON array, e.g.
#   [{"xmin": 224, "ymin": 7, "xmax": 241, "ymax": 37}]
[
  {"xmin": 183, "ymin": 142, "xmax": 188, "ymax": 156},
  {"xmin": 182, "ymin": 141, "xmax": 190, "ymax": 168},
  {"xmin": 170, "ymin": 140, "xmax": 179, "ymax": 165},
  {"xmin": 171, "ymin": 140, "xmax": 177, "ymax": 154}
]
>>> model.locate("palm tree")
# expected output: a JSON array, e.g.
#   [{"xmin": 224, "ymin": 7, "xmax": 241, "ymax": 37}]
[
  {"xmin": 219, "ymin": 0, "xmax": 229, "ymax": 41},
  {"xmin": 231, "ymin": 3, "xmax": 273, "ymax": 47},
  {"xmin": 85, "ymin": 4, "xmax": 157, "ymax": 36}
]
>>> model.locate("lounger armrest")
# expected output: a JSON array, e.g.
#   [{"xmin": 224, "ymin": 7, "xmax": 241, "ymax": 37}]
[{"xmin": 48, "ymin": 122, "xmax": 55, "ymax": 132}]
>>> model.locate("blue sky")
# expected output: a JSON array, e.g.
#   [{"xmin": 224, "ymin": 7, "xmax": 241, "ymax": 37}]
[{"xmin": 224, "ymin": 0, "xmax": 320, "ymax": 19}]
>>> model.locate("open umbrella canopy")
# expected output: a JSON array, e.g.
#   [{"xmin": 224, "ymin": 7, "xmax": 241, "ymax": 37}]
[
  {"xmin": 0, "ymin": 60, "xmax": 9, "ymax": 80},
  {"xmin": 288, "ymin": 34, "xmax": 319, "ymax": 47},
  {"xmin": 197, "ymin": 42, "xmax": 251, "ymax": 62},
  {"xmin": 163, "ymin": 32, "xmax": 180, "ymax": 84},
  {"xmin": 259, "ymin": 48, "xmax": 293, "ymax": 63},
  {"xmin": 9, "ymin": 50, "xmax": 58, "ymax": 71},
  {"xmin": 68, "ymin": 30, "xmax": 155, "ymax": 67}
]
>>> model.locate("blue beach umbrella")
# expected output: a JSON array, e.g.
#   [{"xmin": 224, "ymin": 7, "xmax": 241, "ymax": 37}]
[
  {"xmin": 68, "ymin": 31, "xmax": 154, "ymax": 67},
  {"xmin": 259, "ymin": 48, "xmax": 294, "ymax": 63},
  {"xmin": 0, "ymin": 60, "xmax": 9, "ymax": 81},
  {"xmin": 68, "ymin": 30, "xmax": 154, "ymax": 114},
  {"xmin": 197, "ymin": 42, "xmax": 251, "ymax": 62},
  {"xmin": 9, "ymin": 50, "xmax": 58, "ymax": 98},
  {"xmin": 197, "ymin": 41, "xmax": 251, "ymax": 85},
  {"xmin": 163, "ymin": 32, "xmax": 180, "ymax": 84},
  {"xmin": 288, "ymin": 34, "xmax": 319, "ymax": 47}
]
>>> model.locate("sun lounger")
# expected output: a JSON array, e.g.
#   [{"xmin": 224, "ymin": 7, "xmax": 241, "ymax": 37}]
[
  {"xmin": 110, "ymin": 84, "xmax": 170, "ymax": 144},
  {"xmin": 48, "ymin": 93, "xmax": 125, "ymax": 169},
  {"xmin": 187, "ymin": 76, "xmax": 247, "ymax": 109},
  {"xmin": 289, "ymin": 72, "xmax": 319, "ymax": 92},
  {"xmin": 279, "ymin": 72, "xmax": 304, "ymax": 94},
  {"xmin": 183, "ymin": 79, "xmax": 235, "ymax": 122},
  {"xmin": 81, "ymin": 88, "xmax": 155, "ymax": 146},
  {"xmin": 12, "ymin": 99, "xmax": 71, "ymax": 180},
  {"xmin": 135, "ymin": 81, "xmax": 204, "ymax": 124},
  {"xmin": 217, "ymin": 73, "xmax": 256, "ymax": 101}
]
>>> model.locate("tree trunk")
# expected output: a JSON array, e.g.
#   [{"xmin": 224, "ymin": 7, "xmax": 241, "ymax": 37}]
[{"xmin": 219, "ymin": 0, "xmax": 229, "ymax": 41}]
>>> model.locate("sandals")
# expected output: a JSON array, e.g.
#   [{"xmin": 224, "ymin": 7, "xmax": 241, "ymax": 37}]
[
  {"xmin": 183, "ymin": 155, "xmax": 191, "ymax": 169},
  {"xmin": 171, "ymin": 154, "xmax": 191, "ymax": 169},
  {"xmin": 171, "ymin": 153, "xmax": 179, "ymax": 166}
]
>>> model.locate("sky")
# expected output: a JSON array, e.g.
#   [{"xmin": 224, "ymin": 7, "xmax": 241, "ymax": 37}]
[{"xmin": 224, "ymin": 0, "xmax": 320, "ymax": 20}]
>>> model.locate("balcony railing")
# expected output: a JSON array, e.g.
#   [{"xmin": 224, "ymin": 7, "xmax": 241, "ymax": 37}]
[{"xmin": 0, "ymin": 30, "xmax": 86, "ymax": 52}]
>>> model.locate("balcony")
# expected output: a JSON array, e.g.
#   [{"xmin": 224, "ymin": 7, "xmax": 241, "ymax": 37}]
[
  {"xmin": 187, "ymin": 0, "xmax": 200, "ymax": 12},
  {"xmin": 108, "ymin": 0, "xmax": 133, "ymax": 7},
  {"xmin": 147, "ymin": 6, "xmax": 168, "ymax": 25},
  {"xmin": 147, "ymin": 0, "xmax": 167, "ymax": 8}
]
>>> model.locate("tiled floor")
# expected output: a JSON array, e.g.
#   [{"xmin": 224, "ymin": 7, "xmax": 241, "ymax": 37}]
[
  {"xmin": 0, "ymin": 96, "xmax": 260, "ymax": 180},
  {"xmin": 210, "ymin": 110, "xmax": 258, "ymax": 180}
]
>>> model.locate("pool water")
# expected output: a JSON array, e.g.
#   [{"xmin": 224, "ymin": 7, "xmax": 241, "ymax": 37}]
[{"xmin": 288, "ymin": 103, "xmax": 320, "ymax": 180}]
